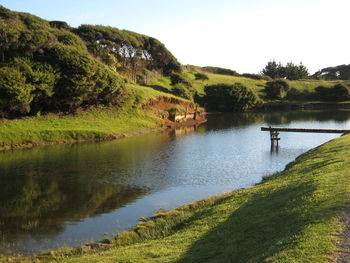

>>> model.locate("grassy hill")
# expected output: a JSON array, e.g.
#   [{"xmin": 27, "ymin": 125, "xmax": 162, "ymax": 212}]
[
  {"xmin": 149, "ymin": 70, "xmax": 345, "ymax": 104},
  {"xmin": 0, "ymin": 5, "xmax": 349, "ymax": 151}
]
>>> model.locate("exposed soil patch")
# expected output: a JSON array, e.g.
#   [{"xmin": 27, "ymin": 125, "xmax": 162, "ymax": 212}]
[
  {"xmin": 142, "ymin": 96, "xmax": 206, "ymax": 128},
  {"xmin": 142, "ymin": 96, "xmax": 196, "ymax": 111}
]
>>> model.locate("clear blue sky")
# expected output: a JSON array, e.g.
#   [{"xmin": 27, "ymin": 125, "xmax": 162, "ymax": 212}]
[{"xmin": 1, "ymin": 0, "xmax": 349, "ymax": 74}]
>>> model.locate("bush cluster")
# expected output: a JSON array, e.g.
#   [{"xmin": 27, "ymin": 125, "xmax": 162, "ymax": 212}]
[
  {"xmin": 264, "ymin": 80, "xmax": 290, "ymax": 99},
  {"xmin": 194, "ymin": 72, "xmax": 209, "ymax": 80},
  {"xmin": 262, "ymin": 61, "xmax": 309, "ymax": 80},
  {"xmin": 0, "ymin": 6, "xmax": 182, "ymax": 116},
  {"xmin": 170, "ymin": 73, "xmax": 195, "ymax": 100},
  {"xmin": 315, "ymin": 84, "xmax": 350, "ymax": 101},
  {"xmin": 204, "ymin": 83, "xmax": 262, "ymax": 111}
]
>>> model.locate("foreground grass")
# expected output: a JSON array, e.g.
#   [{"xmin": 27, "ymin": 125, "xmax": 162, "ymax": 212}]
[
  {"xmin": 0, "ymin": 84, "xmax": 171, "ymax": 151},
  {"xmin": 38, "ymin": 134, "xmax": 350, "ymax": 263}
]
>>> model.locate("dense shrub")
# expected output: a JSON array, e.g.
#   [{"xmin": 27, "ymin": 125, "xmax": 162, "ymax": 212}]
[
  {"xmin": 194, "ymin": 72, "xmax": 209, "ymax": 80},
  {"xmin": 73, "ymin": 25, "xmax": 181, "ymax": 77},
  {"xmin": 204, "ymin": 83, "xmax": 262, "ymax": 111},
  {"xmin": 9, "ymin": 57, "xmax": 59, "ymax": 114},
  {"xmin": 0, "ymin": 66, "xmax": 33, "ymax": 114},
  {"xmin": 315, "ymin": 84, "xmax": 350, "ymax": 101},
  {"xmin": 0, "ymin": 6, "xmax": 182, "ymax": 116},
  {"xmin": 170, "ymin": 72, "xmax": 191, "ymax": 86},
  {"xmin": 49, "ymin": 20, "xmax": 71, "ymax": 30},
  {"xmin": 47, "ymin": 44, "xmax": 125, "ymax": 111},
  {"xmin": 264, "ymin": 80, "xmax": 290, "ymax": 99},
  {"xmin": 286, "ymin": 88, "xmax": 312, "ymax": 100},
  {"xmin": 172, "ymin": 84, "xmax": 195, "ymax": 100},
  {"xmin": 332, "ymin": 84, "xmax": 350, "ymax": 100}
]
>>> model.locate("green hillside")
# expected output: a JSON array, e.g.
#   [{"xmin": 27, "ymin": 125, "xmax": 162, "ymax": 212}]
[
  {"xmin": 0, "ymin": 5, "xmax": 181, "ymax": 117},
  {"xmin": 1, "ymin": 5, "xmax": 350, "ymax": 151}
]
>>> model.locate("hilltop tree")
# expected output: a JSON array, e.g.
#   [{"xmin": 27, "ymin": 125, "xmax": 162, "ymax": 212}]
[
  {"xmin": 261, "ymin": 61, "xmax": 285, "ymax": 79},
  {"xmin": 0, "ymin": 6, "xmax": 126, "ymax": 116},
  {"xmin": 262, "ymin": 60, "xmax": 309, "ymax": 80},
  {"xmin": 284, "ymin": 62, "xmax": 309, "ymax": 80},
  {"xmin": 73, "ymin": 25, "xmax": 181, "ymax": 81}
]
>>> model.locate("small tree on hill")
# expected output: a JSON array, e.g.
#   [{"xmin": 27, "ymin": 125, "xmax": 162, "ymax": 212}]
[
  {"xmin": 264, "ymin": 80, "xmax": 290, "ymax": 99},
  {"xmin": 261, "ymin": 61, "xmax": 285, "ymax": 79}
]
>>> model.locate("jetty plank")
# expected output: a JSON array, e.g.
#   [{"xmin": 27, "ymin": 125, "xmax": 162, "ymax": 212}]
[{"xmin": 261, "ymin": 127, "xmax": 350, "ymax": 134}]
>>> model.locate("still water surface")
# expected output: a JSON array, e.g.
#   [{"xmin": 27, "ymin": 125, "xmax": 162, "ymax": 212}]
[{"xmin": 1, "ymin": 110, "xmax": 350, "ymax": 255}]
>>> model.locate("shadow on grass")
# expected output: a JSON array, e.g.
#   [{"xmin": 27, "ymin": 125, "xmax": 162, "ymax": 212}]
[
  {"xmin": 176, "ymin": 180, "xmax": 342, "ymax": 263},
  {"xmin": 285, "ymin": 159, "xmax": 343, "ymax": 174},
  {"xmin": 146, "ymin": 85, "xmax": 173, "ymax": 94}
]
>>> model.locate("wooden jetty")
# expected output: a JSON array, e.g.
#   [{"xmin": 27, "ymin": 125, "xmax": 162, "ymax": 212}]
[{"xmin": 261, "ymin": 126, "xmax": 350, "ymax": 147}]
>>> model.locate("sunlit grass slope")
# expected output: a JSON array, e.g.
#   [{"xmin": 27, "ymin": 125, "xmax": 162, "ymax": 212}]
[
  {"xmin": 149, "ymin": 70, "xmax": 343, "ymax": 99},
  {"xmin": 44, "ymin": 134, "xmax": 350, "ymax": 263}
]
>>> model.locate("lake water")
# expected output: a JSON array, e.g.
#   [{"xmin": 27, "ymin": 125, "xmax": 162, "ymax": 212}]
[{"xmin": 1, "ymin": 110, "xmax": 350, "ymax": 255}]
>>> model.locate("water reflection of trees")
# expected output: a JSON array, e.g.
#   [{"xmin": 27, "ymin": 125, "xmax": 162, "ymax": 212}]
[
  {"xmin": 0, "ymin": 175, "xmax": 146, "ymax": 243},
  {"xmin": 0, "ymin": 134, "xmax": 175, "ymax": 247}
]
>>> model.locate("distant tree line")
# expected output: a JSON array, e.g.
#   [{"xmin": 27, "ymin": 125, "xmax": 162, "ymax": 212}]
[
  {"xmin": 312, "ymin": 64, "xmax": 350, "ymax": 80},
  {"xmin": 261, "ymin": 60, "xmax": 309, "ymax": 80}
]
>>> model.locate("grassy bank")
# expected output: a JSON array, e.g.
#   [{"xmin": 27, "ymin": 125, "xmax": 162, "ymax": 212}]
[
  {"xmin": 34, "ymin": 134, "xmax": 350, "ymax": 263},
  {"xmin": 0, "ymin": 84, "xmax": 176, "ymax": 151},
  {"xmin": 1, "ymin": 70, "xmax": 347, "ymax": 152}
]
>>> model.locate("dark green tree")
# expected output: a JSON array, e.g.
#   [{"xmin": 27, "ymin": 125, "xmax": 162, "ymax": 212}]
[
  {"xmin": 172, "ymin": 83, "xmax": 195, "ymax": 100},
  {"xmin": 284, "ymin": 62, "xmax": 309, "ymax": 80},
  {"xmin": 315, "ymin": 84, "xmax": 350, "ymax": 101},
  {"xmin": 204, "ymin": 83, "xmax": 262, "ymax": 111},
  {"xmin": 264, "ymin": 80, "xmax": 290, "ymax": 99},
  {"xmin": 261, "ymin": 61, "xmax": 285, "ymax": 79},
  {"xmin": 0, "ymin": 66, "xmax": 33, "ymax": 114},
  {"xmin": 262, "ymin": 61, "xmax": 309, "ymax": 80}
]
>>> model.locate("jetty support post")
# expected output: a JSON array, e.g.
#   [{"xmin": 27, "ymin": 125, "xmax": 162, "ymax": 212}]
[{"xmin": 269, "ymin": 126, "xmax": 280, "ymax": 147}]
